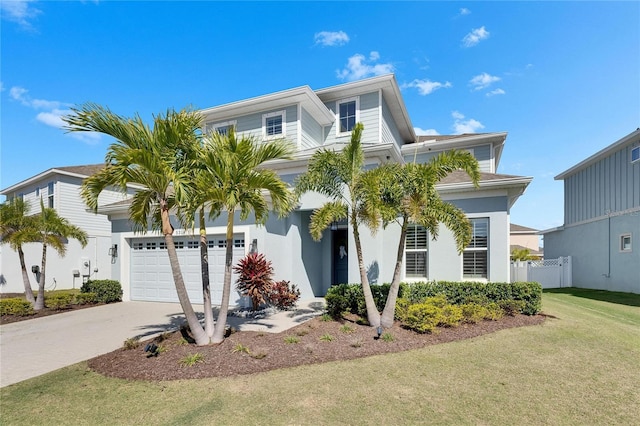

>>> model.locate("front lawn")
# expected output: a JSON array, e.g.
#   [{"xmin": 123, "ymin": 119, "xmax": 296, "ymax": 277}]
[{"xmin": 1, "ymin": 289, "xmax": 638, "ymax": 425}]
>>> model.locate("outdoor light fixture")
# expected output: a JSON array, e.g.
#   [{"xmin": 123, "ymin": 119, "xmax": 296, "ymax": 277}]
[
  {"xmin": 144, "ymin": 343, "xmax": 159, "ymax": 357},
  {"xmin": 108, "ymin": 244, "xmax": 118, "ymax": 258},
  {"xmin": 330, "ymin": 221, "xmax": 338, "ymax": 231},
  {"xmin": 375, "ymin": 326, "xmax": 383, "ymax": 340},
  {"xmin": 250, "ymin": 239, "xmax": 258, "ymax": 253}
]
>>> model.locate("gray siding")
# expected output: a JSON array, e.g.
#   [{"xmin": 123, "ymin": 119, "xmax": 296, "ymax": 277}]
[
  {"xmin": 564, "ymin": 143, "xmax": 640, "ymax": 224},
  {"xmin": 545, "ymin": 214, "xmax": 640, "ymax": 294},
  {"xmin": 403, "ymin": 144, "xmax": 493, "ymax": 172},
  {"xmin": 322, "ymin": 91, "xmax": 380, "ymax": 145},
  {"xmin": 381, "ymin": 96, "xmax": 403, "ymax": 148},
  {"xmin": 300, "ymin": 107, "xmax": 322, "ymax": 149},
  {"xmin": 207, "ymin": 105, "xmax": 299, "ymax": 145}
]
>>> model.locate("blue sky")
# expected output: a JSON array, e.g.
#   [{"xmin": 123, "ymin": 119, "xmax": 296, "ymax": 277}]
[{"xmin": 1, "ymin": 1, "xmax": 639, "ymax": 232}]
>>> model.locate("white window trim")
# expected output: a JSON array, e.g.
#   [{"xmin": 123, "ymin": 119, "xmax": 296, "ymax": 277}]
[
  {"xmin": 462, "ymin": 217, "xmax": 489, "ymax": 281},
  {"xmin": 404, "ymin": 224, "xmax": 429, "ymax": 281},
  {"xmin": 207, "ymin": 120, "xmax": 237, "ymax": 135},
  {"xmin": 262, "ymin": 110, "xmax": 286, "ymax": 140},
  {"xmin": 336, "ymin": 96, "xmax": 360, "ymax": 137},
  {"xmin": 620, "ymin": 234, "xmax": 632, "ymax": 252},
  {"xmin": 47, "ymin": 182, "xmax": 54, "ymax": 209},
  {"xmin": 631, "ymin": 146, "xmax": 640, "ymax": 164}
]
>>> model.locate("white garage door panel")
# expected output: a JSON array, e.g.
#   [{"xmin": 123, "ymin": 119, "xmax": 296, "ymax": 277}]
[{"xmin": 130, "ymin": 235, "xmax": 245, "ymax": 304}]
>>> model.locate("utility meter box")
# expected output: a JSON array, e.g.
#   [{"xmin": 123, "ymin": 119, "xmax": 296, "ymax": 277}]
[{"xmin": 80, "ymin": 257, "xmax": 91, "ymax": 277}]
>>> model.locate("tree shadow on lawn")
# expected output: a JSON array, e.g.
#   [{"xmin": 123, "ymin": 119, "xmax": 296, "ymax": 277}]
[{"xmin": 544, "ymin": 287, "xmax": 640, "ymax": 307}]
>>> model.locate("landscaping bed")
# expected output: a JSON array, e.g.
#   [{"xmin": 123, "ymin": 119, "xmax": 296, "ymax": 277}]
[{"xmin": 89, "ymin": 312, "xmax": 545, "ymax": 381}]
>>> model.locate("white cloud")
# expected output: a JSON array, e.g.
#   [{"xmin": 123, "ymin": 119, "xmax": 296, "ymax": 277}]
[
  {"xmin": 9, "ymin": 85, "xmax": 101, "ymax": 144},
  {"xmin": 337, "ymin": 52, "xmax": 394, "ymax": 81},
  {"xmin": 0, "ymin": 0, "xmax": 41, "ymax": 30},
  {"xmin": 462, "ymin": 26, "xmax": 489, "ymax": 47},
  {"xmin": 414, "ymin": 127, "xmax": 440, "ymax": 136},
  {"xmin": 9, "ymin": 85, "xmax": 64, "ymax": 109},
  {"xmin": 486, "ymin": 88, "xmax": 506, "ymax": 97},
  {"xmin": 452, "ymin": 111, "xmax": 485, "ymax": 134},
  {"xmin": 459, "ymin": 8, "xmax": 471, "ymax": 16},
  {"xmin": 403, "ymin": 79, "xmax": 452, "ymax": 95},
  {"xmin": 314, "ymin": 31, "xmax": 349, "ymax": 47},
  {"xmin": 469, "ymin": 72, "xmax": 500, "ymax": 90}
]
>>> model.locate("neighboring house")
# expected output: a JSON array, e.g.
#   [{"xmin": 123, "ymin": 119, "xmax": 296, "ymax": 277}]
[
  {"xmin": 98, "ymin": 74, "xmax": 532, "ymax": 304},
  {"xmin": 543, "ymin": 129, "xmax": 640, "ymax": 294},
  {"xmin": 0, "ymin": 165, "xmax": 133, "ymax": 294},
  {"xmin": 510, "ymin": 223, "xmax": 543, "ymax": 258}
]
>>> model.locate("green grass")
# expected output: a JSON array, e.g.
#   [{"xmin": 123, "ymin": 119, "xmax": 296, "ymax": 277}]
[{"xmin": 1, "ymin": 290, "xmax": 639, "ymax": 425}]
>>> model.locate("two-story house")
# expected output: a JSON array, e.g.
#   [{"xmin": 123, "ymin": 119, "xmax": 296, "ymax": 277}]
[
  {"xmin": 543, "ymin": 129, "xmax": 640, "ymax": 294},
  {"xmin": 96, "ymin": 74, "xmax": 532, "ymax": 304},
  {"xmin": 0, "ymin": 165, "xmax": 134, "ymax": 293}
]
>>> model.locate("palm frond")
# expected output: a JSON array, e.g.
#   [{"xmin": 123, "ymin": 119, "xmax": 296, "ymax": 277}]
[{"xmin": 308, "ymin": 202, "xmax": 348, "ymax": 241}]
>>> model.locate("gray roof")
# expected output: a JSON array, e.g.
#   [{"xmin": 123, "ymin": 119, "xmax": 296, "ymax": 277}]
[
  {"xmin": 1, "ymin": 163, "xmax": 106, "ymax": 194},
  {"xmin": 510, "ymin": 223, "xmax": 539, "ymax": 233}
]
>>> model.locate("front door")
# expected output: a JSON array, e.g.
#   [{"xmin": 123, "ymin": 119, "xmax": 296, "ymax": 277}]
[{"xmin": 332, "ymin": 229, "xmax": 349, "ymax": 285}]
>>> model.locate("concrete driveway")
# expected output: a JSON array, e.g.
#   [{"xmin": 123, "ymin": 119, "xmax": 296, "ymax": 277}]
[{"xmin": 0, "ymin": 298, "xmax": 324, "ymax": 388}]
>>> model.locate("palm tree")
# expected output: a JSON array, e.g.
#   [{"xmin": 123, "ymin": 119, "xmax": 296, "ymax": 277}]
[
  {"xmin": 295, "ymin": 123, "xmax": 382, "ymax": 327},
  {"xmin": 33, "ymin": 199, "xmax": 88, "ymax": 310},
  {"xmin": 63, "ymin": 103, "xmax": 212, "ymax": 345},
  {"xmin": 197, "ymin": 128, "xmax": 296, "ymax": 344},
  {"xmin": 0, "ymin": 198, "xmax": 39, "ymax": 304},
  {"xmin": 369, "ymin": 151, "xmax": 481, "ymax": 328}
]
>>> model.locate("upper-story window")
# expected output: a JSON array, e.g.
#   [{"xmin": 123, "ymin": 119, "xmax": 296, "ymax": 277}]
[
  {"xmin": 47, "ymin": 182, "xmax": 54, "ymax": 208},
  {"xmin": 209, "ymin": 120, "xmax": 236, "ymax": 137},
  {"xmin": 337, "ymin": 97, "xmax": 359, "ymax": 135},
  {"xmin": 35, "ymin": 187, "xmax": 40, "ymax": 197},
  {"xmin": 262, "ymin": 110, "xmax": 286, "ymax": 139},
  {"xmin": 632, "ymin": 146, "xmax": 640, "ymax": 163}
]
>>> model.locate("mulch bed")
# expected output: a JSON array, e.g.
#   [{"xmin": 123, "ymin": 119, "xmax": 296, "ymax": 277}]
[
  {"xmin": 0, "ymin": 300, "xmax": 107, "ymax": 325},
  {"xmin": 89, "ymin": 313, "xmax": 545, "ymax": 381}
]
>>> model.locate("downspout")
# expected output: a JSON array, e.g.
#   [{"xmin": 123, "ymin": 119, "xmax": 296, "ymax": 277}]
[{"xmin": 603, "ymin": 213, "xmax": 611, "ymax": 278}]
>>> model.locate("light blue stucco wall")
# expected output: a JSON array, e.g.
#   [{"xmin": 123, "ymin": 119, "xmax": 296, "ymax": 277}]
[{"xmin": 544, "ymin": 212, "xmax": 640, "ymax": 294}]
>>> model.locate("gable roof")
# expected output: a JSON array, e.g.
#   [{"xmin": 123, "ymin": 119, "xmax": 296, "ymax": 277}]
[
  {"xmin": 1, "ymin": 164, "xmax": 105, "ymax": 195},
  {"xmin": 555, "ymin": 128, "xmax": 640, "ymax": 180},
  {"xmin": 510, "ymin": 223, "xmax": 539, "ymax": 233}
]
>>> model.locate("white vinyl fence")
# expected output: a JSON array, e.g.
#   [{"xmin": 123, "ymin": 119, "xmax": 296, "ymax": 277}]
[{"xmin": 511, "ymin": 256, "xmax": 572, "ymax": 289}]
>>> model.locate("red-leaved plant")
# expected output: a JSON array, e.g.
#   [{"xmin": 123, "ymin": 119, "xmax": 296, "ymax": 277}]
[
  {"xmin": 234, "ymin": 253, "xmax": 274, "ymax": 311},
  {"xmin": 268, "ymin": 280, "xmax": 301, "ymax": 310}
]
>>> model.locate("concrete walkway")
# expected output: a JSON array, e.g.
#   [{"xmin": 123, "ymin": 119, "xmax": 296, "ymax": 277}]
[{"xmin": 0, "ymin": 298, "xmax": 325, "ymax": 388}]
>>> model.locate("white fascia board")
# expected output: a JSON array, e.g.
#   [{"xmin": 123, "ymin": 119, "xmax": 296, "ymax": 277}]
[
  {"xmin": 199, "ymin": 86, "xmax": 335, "ymax": 127},
  {"xmin": 555, "ymin": 128, "xmax": 640, "ymax": 180},
  {"xmin": 539, "ymin": 226, "xmax": 565, "ymax": 234},
  {"xmin": 402, "ymin": 132, "xmax": 508, "ymax": 155},
  {"xmin": 315, "ymin": 74, "xmax": 416, "ymax": 143},
  {"xmin": 1, "ymin": 168, "xmax": 89, "ymax": 195}
]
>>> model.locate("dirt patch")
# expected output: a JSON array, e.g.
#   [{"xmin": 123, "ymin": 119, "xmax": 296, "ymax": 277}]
[{"xmin": 89, "ymin": 313, "xmax": 545, "ymax": 381}]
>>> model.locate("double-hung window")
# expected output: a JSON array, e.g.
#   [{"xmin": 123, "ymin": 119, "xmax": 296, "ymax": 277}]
[
  {"xmin": 337, "ymin": 97, "xmax": 359, "ymax": 135},
  {"xmin": 463, "ymin": 218, "xmax": 489, "ymax": 279},
  {"xmin": 208, "ymin": 120, "xmax": 236, "ymax": 136},
  {"xmin": 47, "ymin": 182, "xmax": 54, "ymax": 208},
  {"xmin": 262, "ymin": 110, "xmax": 286, "ymax": 139},
  {"xmin": 405, "ymin": 224, "xmax": 428, "ymax": 278}
]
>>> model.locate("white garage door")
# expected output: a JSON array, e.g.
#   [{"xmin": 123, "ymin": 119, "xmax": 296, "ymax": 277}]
[{"xmin": 130, "ymin": 234, "xmax": 246, "ymax": 304}]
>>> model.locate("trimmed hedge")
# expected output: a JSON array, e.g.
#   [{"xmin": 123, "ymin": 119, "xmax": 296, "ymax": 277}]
[
  {"xmin": 325, "ymin": 281, "xmax": 542, "ymax": 318},
  {"xmin": 0, "ymin": 298, "xmax": 34, "ymax": 316},
  {"xmin": 81, "ymin": 280, "xmax": 122, "ymax": 303}
]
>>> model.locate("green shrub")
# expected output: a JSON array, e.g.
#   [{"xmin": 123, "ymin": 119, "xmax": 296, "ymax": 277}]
[
  {"xmin": 325, "ymin": 282, "xmax": 408, "ymax": 319},
  {"xmin": 394, "ymin": 297, "xmax": 411, "ymax": 322},
  {"xmin": 45, "ymin": 293, "xmax": 74, "ymax": 310},
  {"xmin": 438, "ymin": 304, "xmax": 463, "ymax": 327},
  {"xmin": 403, "ymin": 302, "xmax": 442, "ymax": 333},
  {"xmin": 484, "ymin": 303, "xmax": 504, "ymax": 321},
  {"xmin": 81, "ymin": 280, "xmax": 122, "ymax": 303},
  {"xmin": 460, "ymin": 303, "xmax": 488, "ymax": 324},
  {"xmin": 73, "ymin": 292, "xmax": 96, "ymax": 305},
  {"xmin": 499, "ymin": 299, "xmax": 526, "ymax": 316},
  {"xmin": 0, "ymin": 298, "xmax": 34, "ymax": 316}
]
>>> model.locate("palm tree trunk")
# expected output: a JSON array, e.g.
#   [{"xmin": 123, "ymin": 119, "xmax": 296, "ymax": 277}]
[
  {"xmin": 17, "ymin": 246, "xmax": 36, "ymax": 305},
  {"xmin": 352, "ymin": 214, "xmax": 380, "ymax": 328},
  {"xmin": 380, "ymin": 216, "xmax": 409, "ymax": 328},
  {"xmin": 160, "ymin": 205, "xmax": 208, "ymax": 345},
  {"xmin": 34, "ymin": 243, "xmax": 47, "ymax": 310},
  {"xmin": 199, "ymin": 208, "xmax": 215, "ymax": 338},
  {"xmin": 212, "ymin": 213, "xmax": 234, "ymax": 344}
]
